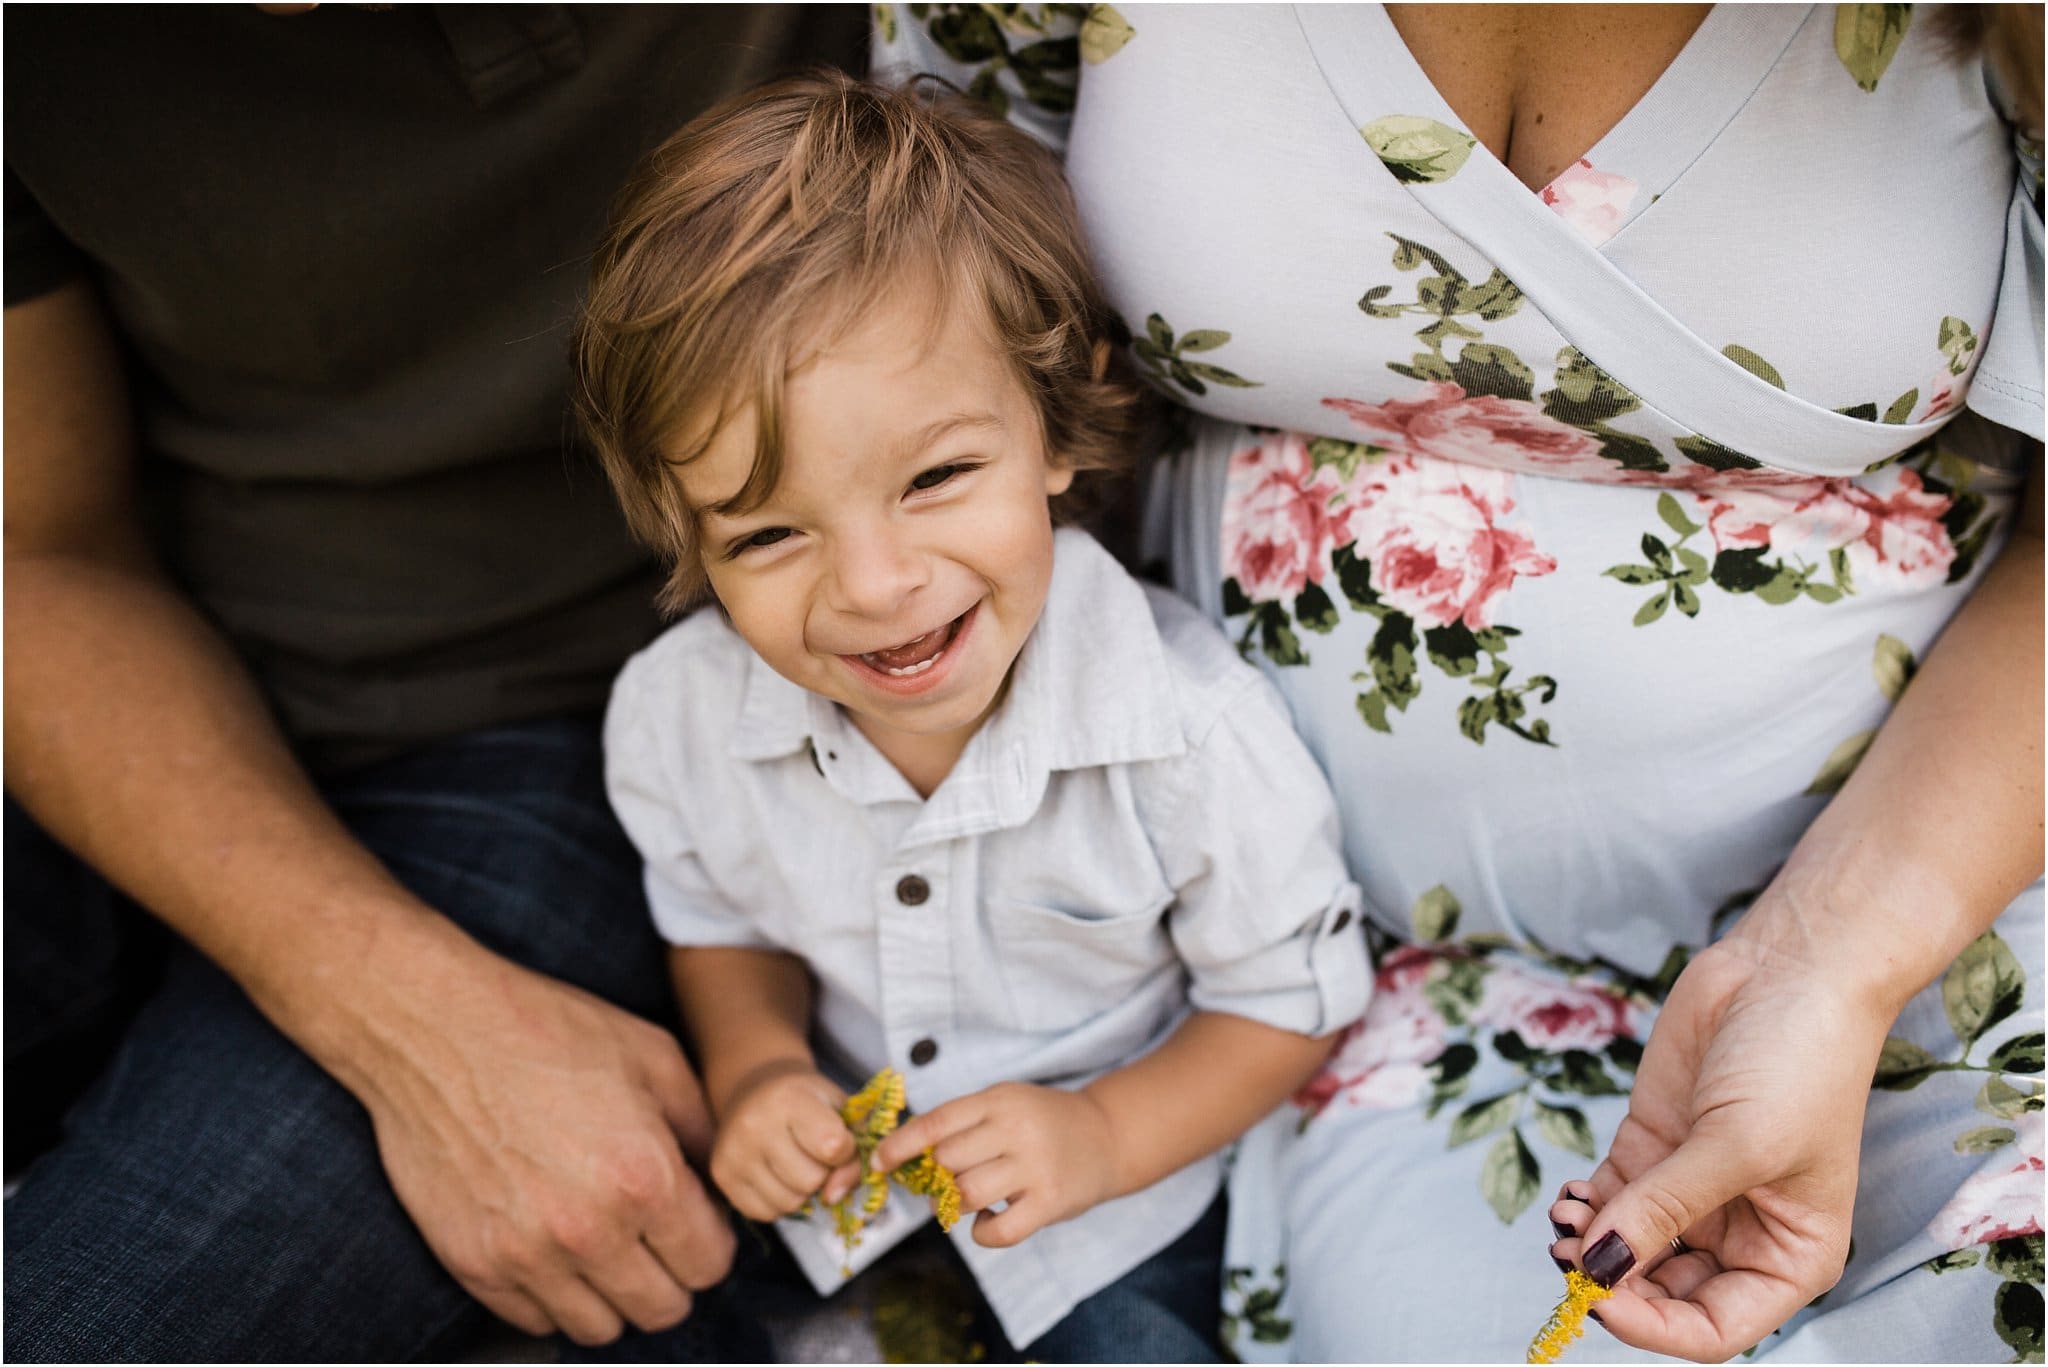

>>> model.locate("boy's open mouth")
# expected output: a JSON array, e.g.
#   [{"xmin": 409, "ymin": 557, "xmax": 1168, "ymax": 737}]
[{"xmin": 856, "ymin": 608, "xmax": 969, "ymax": 678}]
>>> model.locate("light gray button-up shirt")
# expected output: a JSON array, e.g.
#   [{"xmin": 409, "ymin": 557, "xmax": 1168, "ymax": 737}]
[{"xmin": 605, "ymin": 528, "xmax": 1370, "ymax": 1346}]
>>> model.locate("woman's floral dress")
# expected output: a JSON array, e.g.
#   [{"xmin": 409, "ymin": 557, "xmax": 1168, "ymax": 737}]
[{"xmin": 877, "ymin": 4, "xmax": 2044, "ymax": 1360}]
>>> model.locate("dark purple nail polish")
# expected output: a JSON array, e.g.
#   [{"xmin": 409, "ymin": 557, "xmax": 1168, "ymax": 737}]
[
  {"xmin": 1551, "ymin": 1217, "xmax": 1575, "ymax": 1239},
  {"xmin": 1550, "ymin": 1247, "xmax": 1573, "ymax": 1273},
  {"xmin": 1588, "ymin": 1308, "xmax": 1606, "ymax": 1326},
  {"xmin": 1557, "ymin": 1185, "xmax": 1590, "ymax": 1206},
  {"xmin": 1583, "ymin": 1230, "xmax": 1636, "ymax": 1287}
]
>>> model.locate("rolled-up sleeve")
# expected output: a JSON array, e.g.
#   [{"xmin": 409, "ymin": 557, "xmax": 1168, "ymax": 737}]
[
  {"xmin": 602, "ymin": 659, "xmax": 771, "ymax": 950},
  {"xmin": 1151, "ymin": 675, "xmax": 1372, "ymax": 1037}
]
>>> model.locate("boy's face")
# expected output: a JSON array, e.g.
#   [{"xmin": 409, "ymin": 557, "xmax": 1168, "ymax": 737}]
[{"xmin": 679, "ymin": 287, "xmax": 1074, "ymax": 786}]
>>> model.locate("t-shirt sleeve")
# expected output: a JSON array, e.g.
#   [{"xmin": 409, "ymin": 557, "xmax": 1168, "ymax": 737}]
[
  {"xmin": 1149, "ymin": 674, "xmax": 1373, "ymax": 1038},
  {"xmin": 1965, "ymin": 87, "xmax": 2044, "ymax": 441},
  {"xmin": 5, "ymin": 165, "xmax": 89, "ymax": 307},
  {"xmin": 603, "ymin": 656, "xmax": 773, "ymax": 950},
  {"xmin": 869, "ymin": 1, "xmax": 1085, "ymax": 154}
]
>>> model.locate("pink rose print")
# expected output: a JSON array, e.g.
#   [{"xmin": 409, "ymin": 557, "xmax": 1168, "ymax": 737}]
[
  {"xmin": 1341, "ymin": 459, "xmax": 1559, "ymax": 630},
  {"xmin": 1294, "ymin": 947, "xmax": 1453, "ymax": 1122},
  {"xmin": 1222, "ymin": 432, "xmax": 1343, "ymax": 602},
  {"xmin": 1841, "ymin": 470, "xmax": 1957, "ymax": 589},
  {"xmin": 1928, "ymin": 1113, "xmax": 2044, "ymax": 1249},
  {"xmin": 1540, "ymin": 160, "xmax": 1641, "ymax": 248},
  {"xmin": 1324, "ymin": 383, "xmax": 1606, "ymax": 476},
  {"xmin": 1920, "ymin": 375, "xmax": 1958, "ymax": 422},
  {"xmin": 1691, "ymin": 468, "xmax": 1956, "ymax": 590},
  {"xmin": 1474, "ymin": 968, "xmax": 1640, "ymax": 1053}
]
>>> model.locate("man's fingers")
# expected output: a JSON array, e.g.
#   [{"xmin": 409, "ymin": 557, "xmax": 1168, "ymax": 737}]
[
  {"xmin": 1576, "ymin": 1123, "xmax": 1768, "ymax": 1289},
  {"xmin": 646, "ymin": 1041, "xmax": 718, "ymax": 1166},
  {"xmin": 469, "ymin": 1283, "xmax": 556, "ymax": 1339},
  {"xmin": 874, "ymin": 1094, "xmax": 982, "ymax": 1171},
  {"xmin": 641, "ymin": 1165, "xmax": 739, "ymax": 1289},
  {"xmin": 584, "ymin": 1241, "xmax": 697, "ymax": 1334},
  {"xmin": 532, "ymin": 1273, "xmax": 628, "ymax": 1348}
]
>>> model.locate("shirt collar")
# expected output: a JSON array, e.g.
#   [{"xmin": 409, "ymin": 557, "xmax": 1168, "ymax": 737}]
[{"xmin": 726, "ymin": 528, "xmax": 1187, "ymax": 824}]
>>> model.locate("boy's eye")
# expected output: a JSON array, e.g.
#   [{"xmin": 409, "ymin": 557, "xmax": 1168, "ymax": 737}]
[
  {"xmin": 730, "ymin": 527, "xmax": 794, "ymax": 557},
  {"xmin": 909, "ymin": 462, "xmax": 974, "ymax": 492}
]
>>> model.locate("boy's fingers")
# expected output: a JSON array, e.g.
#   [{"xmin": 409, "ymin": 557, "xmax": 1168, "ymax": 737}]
[
  {"xmin": 875, "ymin": 1094, "xmax": 982, "ymax": 1170},
  {"xmin": 952, "ymin": 1157, "xmax": 1024, "ymax": 1214},
  {"xmin": 970, "ymin": 1196, "xmax": 1040, "ymax": 1249},
  {"xmin": 932, "ymin": 1122, "xmax": 1007, "ymax": 1175},
  {"xmin": 763, "ymin": 1140, "xmax": 828, "ymax": 1200},
  {"xmin": 819, "ymin": 1161, "xmax": 863, "ymax": 1205},
  {"xmin": 792, "ymin": 1112, "xmax": 856, "ymax": 1167}
]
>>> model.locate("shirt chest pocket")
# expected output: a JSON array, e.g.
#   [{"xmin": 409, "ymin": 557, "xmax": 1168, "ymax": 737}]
[{"xmin": 987, "ymin": 891, "xmax": 1179, "ymax": 1034}]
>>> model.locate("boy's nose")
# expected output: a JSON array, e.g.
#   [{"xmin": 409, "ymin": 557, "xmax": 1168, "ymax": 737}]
[{"xmin": 827, "ymin": 532, "xmax": 929, "ymax": 619}]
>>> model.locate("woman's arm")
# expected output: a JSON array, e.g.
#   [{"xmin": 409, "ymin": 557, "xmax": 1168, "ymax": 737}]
[{"xmin": 1554, "ymin": 463, "xmax": 2041, "ymax": 1360}]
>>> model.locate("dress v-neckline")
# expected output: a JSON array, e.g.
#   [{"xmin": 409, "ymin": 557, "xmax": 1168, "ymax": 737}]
[
  {"xmin": 1343, "ymin": 3, "xmax": 1808, "ymax": 237},
  {"xmin": 1290, "ymin": 2, "xmax": 1950, "ymax": 475}
]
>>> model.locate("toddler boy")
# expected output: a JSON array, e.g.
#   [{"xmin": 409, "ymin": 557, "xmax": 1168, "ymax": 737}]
[{"xmin": 575, "ymin": 72, "xmax": 1370, "ymax": 1362}]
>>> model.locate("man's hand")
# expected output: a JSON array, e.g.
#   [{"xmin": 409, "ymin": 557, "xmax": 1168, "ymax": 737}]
[
  {"xmin": 349, "ymin": 938, "xmax": 736, "ymax": 1347},
  {"xmin": 707, "ymin": 1062, "xmax": 860, "ymax": 1221},
  {"xmin": 873, "ymin": 1082, "xmax": 1118, "ymax": 1247}
]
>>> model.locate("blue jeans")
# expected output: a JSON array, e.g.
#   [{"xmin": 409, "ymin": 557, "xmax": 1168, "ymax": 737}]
[
  {"xmin": 589, "ymin": 1192, "xmax": 1228, "ymax": 1364},
  {"xmin": 3, "ymin": 714, "xmax": 706, "ymax": 1361}
]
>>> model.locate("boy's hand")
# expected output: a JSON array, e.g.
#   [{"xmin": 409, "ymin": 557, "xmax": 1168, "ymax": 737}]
[
  {"xmin": 873, "ymin": 1082, "xmax": 1118, "ymax": 1247},
  {"xmin": 709, "ymin": 1063, "xmax": 861, "ymax": 1221}
]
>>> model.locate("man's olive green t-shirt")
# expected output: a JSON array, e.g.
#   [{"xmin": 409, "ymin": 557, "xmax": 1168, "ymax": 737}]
[{"xmin": 5, "ymin": 4, "xmax": 866, "ymax": 774}]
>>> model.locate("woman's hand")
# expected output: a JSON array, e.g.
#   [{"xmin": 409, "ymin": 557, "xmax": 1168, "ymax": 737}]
[{"xmin": 1546, "ymin": 933, "xmax": 1894, "ymax": 1362}]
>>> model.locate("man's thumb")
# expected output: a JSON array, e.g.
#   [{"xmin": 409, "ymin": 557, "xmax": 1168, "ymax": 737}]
[{"xmin": 1580, "ymin": 1130, "xmax": 1764, "ymax": 1287}]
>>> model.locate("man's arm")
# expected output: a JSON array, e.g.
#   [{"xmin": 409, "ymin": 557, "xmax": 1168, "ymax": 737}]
[{"xmin": 4, "ymin": 281, "xmax": 732, "ymax": 1346}]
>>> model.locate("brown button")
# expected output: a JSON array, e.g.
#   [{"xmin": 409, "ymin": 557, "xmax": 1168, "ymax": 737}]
[
  {"xmin": 1330, "ymin": 909, "xmax": 1353, "ymax": 934},
  {"xmin": 909, "ymin": 1038, "xmax": 938, "ymax": 1066},
  {"xmin": 895, "ymin": 875, "xmax": 930, "ymax": 906}
]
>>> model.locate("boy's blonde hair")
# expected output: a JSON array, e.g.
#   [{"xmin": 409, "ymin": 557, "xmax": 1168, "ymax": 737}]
[{"xmin": 573, "ymin": 70, "xmax": 1146, "ymax": 615}]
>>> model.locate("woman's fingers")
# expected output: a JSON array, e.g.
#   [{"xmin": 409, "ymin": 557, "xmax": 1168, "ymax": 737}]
[
  {"xmin": 1576, "ymin": 1118, "xmax": 1770, "ymax": 1289},
  {"xmin": 1589, "ymin": 1266, "xmax": 1803, "ymax": 1362}
]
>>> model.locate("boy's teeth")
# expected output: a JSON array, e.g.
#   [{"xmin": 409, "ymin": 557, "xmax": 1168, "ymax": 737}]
[{"xmin": 859, "ymin": 617, "xmax": 959, "ymax": 674}]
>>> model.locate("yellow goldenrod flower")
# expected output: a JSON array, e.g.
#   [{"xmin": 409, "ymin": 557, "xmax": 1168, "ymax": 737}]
[
  {"xmin": 1528, "ymin": 1269, "xmax": 1612, "ymax": 1364},
  {"xmin": 820, "ymin": 1068, "xmax": 966, "ymax": 1258}
]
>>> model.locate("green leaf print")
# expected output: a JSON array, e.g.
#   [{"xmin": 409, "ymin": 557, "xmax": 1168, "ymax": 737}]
[
  {"xmin": 1411, "ymin": 884, "xmax": 1463, "ymax": 942},
  {"xmin": 1131, "ymin": 314, "xmax": 1260, "ymax": 397},
  {"xmin": 1544, "ymin": 348, "xmax": 1642, "ymax": 426},
  {"xmin": 1834, "ymin": 4, "xmax": 1911, "ymax": 93},
  {"xmin": 1633, "ymin": 592, "xmax": 1670, "ymax": 627},
  {"xmin": 1077, "ymin": 3, "xmax": 1135, "ymax": 63},
  {"xmin": 1988, "ymin": 1235, "xmax": 2046, "ymax": 1285},
  {"xmin": 1940, "ymin": 316, "xmax": 1980, "ymax": 375},
  {"xmin": 1294, "ymin": 581, "xmax": 1340, "ymax": 634},
  {"xmin": 1307, "ymin": 436, "xmax": 1381, "ymax": 482},
  {"xmin": 1674, "ymin": 434, "xmax": 1765, "ymax": 472},
  {"xmin": 1927, "ymin": 1249, "xmax": 1986, "ymax": 1274},
  {"xmin": 1426, "ymin": 1042, "xmax": 1481, "ymax": 1118},
  {"xmin": 1361, "ymin": 115, "xmax": 1478, "ymax": 184},
  {"xmin": 1449, "ymin": 1092, "xmax": 1520, "ymax": 1148},
  {"xmin": 874, "ymin": 2, "xmax": 898, "ymax": 43},
  {"xmin": 1993, "ymin": 1280, "xmax": 2044, "ymax": 1362},
  {"xmin": 1873, "ymin": 633, "xmax": 1917, "ymax": 702},
  {"xmin": 1480, "ymin": 1127, "xmax": 1541, "ymax": 1224},
  {"xmin": 1956, "ymin": 1125, "xmax": 2021, "ymax": 1155},
  {"xmin": 1945, "ymin": 930, "xmax": 2027, "ymax": 1050},
  {"xmin": 1554, "ymin": 1049, "xmax": 1626, "ymax": 1097},
  {"xmin": 1873, "ymin": 1036, "xmax": 1941, "ymax": 1090},
  {"xmin": 1658, "ymin": 493, "xmax": 1701, "ymax": 536},
  {"xmin": 1423, "ymin": 622, "xmax": 1482, "ymax": 678},
  {"xmin": 1534, "ymin": 1100, "xmax": 1597, "ymax": 1159},
  {"xmin": 1722, "ymin": 344, "xmax": 1787, "ymax": 389},
  {"xmin": 1222, "ymin": 1265, "xmax": 1294, "ymax": 1348},
  {"xmin": 1990, "ymin": 1032, "xmax": 2046, "ymax": 1074},
  {"xmin": 1883, "ymin": 389, "xmax": 1921, "ymax": 424},
  {"xmin": 1447, "ymin": 342, "xmax": 1535, "ymax": 402},
  {"xmin": 1710, "ymin": 547, "xmax": 1778, "ymax": 592},
  {"xmin": 1837, "ymin": 402, "xmax": 1882, "ymax": 422},
  {"xmin": 1805, "ymin": 730, "xmax": 1876, "ymax": 796},
  {"xmin": 1454, "ymin": 270, "xmax": 1526, "ymax": 320},
  {"xmin": 1332, "ymin": 544, "xmax": 1382, "ymax": 612},
  {"xmin": 1977, "ymin": 1076, "xmax": 2046, "ymax": 1121},
  {"xmin": 1259, "ymin": 606, "xmax": 1306, "ymax": 667}
]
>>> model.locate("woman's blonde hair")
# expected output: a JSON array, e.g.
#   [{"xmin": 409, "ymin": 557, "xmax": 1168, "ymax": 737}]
[{"xmin": 573, "ymin": 70, "xmax": 1146, "ymax": 615}]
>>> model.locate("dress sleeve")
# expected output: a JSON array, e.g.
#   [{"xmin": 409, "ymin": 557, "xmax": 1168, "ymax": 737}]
[
  {"xmin": 5, "ymin": 165, "xmax": 89, "ymax": 307},
  {"xmin": 1148, "ymin": 674, "xmax": 1373, "ymax": 1038},
  {"xmin": 869, "ymin": 1, "xmax": 1083, "ymax": 154},
  {"xmin": 602, "ymin": 658, "xmax": 773, "ymax": 951},
  {"xmin": 1965, "ymin": 91, "xmax": 2044, "ymax": 441}
]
